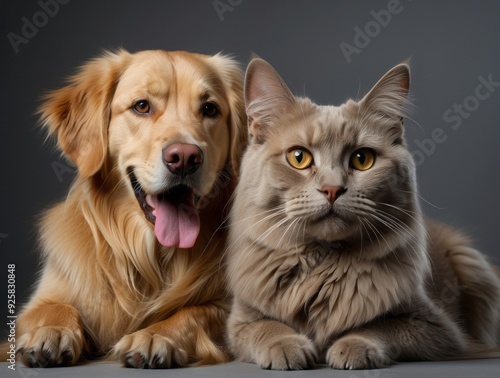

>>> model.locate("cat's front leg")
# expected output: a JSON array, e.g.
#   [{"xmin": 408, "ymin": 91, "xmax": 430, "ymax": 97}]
[
  {"xmin": 228, "ymin": 299, "xmax": 317, "ymax": 370},
  {"xmin": 326, "ymin": 298, "xmax": 466, "ymax": 369}
]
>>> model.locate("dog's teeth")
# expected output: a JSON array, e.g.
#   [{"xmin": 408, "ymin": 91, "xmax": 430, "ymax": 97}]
[{"xmin": 145, "ymin": 194, "xmax": 156, "ymax": 209}]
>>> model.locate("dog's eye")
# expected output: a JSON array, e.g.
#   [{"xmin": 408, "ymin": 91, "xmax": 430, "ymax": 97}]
[
  {"xmin": 202, "ymin": 102, "xmax": 220, "ymax": 118},
  {"xmin": 132, "ymin": 100, "xmax": 151, "ymax": 114}
]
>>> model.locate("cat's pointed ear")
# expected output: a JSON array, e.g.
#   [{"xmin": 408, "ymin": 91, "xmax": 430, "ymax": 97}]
[
  {"xmin": 244, "ymin": 57, "xmax": 296, "ymax": 143},
  {"xmin": 359, "ymin": 62, "xmax": 410, "ymax": 123}
]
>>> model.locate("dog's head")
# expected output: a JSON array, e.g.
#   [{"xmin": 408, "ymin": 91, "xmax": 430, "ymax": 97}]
[{"xmin": 39, "ymin": 49, "xmax": 247, "ymax": 248}]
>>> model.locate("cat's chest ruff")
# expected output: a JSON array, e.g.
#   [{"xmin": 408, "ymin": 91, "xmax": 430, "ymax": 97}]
[
  {"xmin": 272, "ymin": 244, "xmax": 354, "ymax": 317},
  {"xmin": 271, "ymin": 248, "xmax": 416, "ymax": 344},
  {"xmin": 278, "ymin": 239, "xmax": 354, "ymax": 276},
  {"xmin": 276, "ymin": 243, "xmax": 335, "ymax": 288}
]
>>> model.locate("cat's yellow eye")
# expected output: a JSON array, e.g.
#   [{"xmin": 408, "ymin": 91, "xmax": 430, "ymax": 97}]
[
  {"xmin": 350, "ymin": 148, "xmax": 376, "ymax": 171},
  {"xmin": 286, "ymin": 147, "xmax": 314, "ymax": 170}
]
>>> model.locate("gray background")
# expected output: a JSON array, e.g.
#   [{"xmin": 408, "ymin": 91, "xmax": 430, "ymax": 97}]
[{"xmin": 1, "ymin": 0, "xmax": 499, "ymax": 363}]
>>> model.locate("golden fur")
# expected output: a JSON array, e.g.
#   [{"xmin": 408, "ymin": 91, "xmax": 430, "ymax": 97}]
[{"xmin": 3, "ymin": 49, "xmax": 247, "ymax": 368}]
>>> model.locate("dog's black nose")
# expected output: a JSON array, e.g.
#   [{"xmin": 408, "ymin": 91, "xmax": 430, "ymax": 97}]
[{"xmin": 163, "ymin": 143, "xmax": 203, "ymax": 177}]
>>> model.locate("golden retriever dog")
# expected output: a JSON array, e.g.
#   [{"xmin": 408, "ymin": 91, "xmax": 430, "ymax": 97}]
[{"xmin": 6, "ymin": 49, "xmax": 247, "ymax": 368}]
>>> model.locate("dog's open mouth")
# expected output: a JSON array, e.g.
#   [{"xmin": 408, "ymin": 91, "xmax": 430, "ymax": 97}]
[{"xmin": 128, "ymin": 168, "xmax": 201, "ymax": 249}]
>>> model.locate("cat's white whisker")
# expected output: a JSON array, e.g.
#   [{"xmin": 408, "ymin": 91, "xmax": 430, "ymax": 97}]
[
  {"xmin": 279, "ymin": 218, "xmax": 301, "ymax": 249},
  {"xmin": 416, "ymin": 194, "xmax": 445, "ymax": 210},
  {"xmin": 375, "ymin": 201, "xmax": 426, "ymax": 226},
  {"xmin": 227, "ymin": 58, "xmax": 500, "ymax": 370},
  {"xmin": 351, "ymin": 200, "xmax": 425, "ymax": 271},
  {"xmin": 371, "ymin": 210, "xmax": 429, "ymax": 271},
  {"xmin": 225, "ymin": 206, "xmax": 287, "ymax": 228},
  {"xmin": 221, "ymin": 206, "xmax": 289, "ymax": 265},
  {"xmin": 242, "ymin": 215, "xmax": 294, "ymax": 254}
]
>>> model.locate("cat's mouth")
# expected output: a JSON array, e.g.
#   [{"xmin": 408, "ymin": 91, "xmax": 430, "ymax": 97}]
[
  {"xmin": 315, "ymin": 209, "xmax": 337, "ymax": 222},
  {"xmin": 307, "ymin": 206, "xmax": 358, "ymax": 242},
  {"xmin": 128, "ymin": 168, "xmax": 201, "ymax": 248},
  {"xmin": 316, "ymin": 240, "xmax": 344, "ymax": 250},
  {"xmin": 313, "ymin": 207, "xmax": 345, "ymax": 223}
]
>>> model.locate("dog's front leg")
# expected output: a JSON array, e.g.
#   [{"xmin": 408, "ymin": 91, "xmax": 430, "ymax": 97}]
[
  {"xmin": 16, "ymin": 303, "xmax": 87, "ymax": 367},
  {"xmin": 114, "ymin": 304, "xmax": 228, "ymax": 368}
]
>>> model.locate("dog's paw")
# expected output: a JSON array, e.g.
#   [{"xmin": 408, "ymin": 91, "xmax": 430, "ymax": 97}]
[
  {"xmin": 254, "ymin": 334, "xmax": 317, "ymax": 370},
  {"xmin": 326, "ymin": 335, "xmax": 391, "ymax": 370},
  {"xmin": 114, "ymin": 331, "xmax": 188, "ymax": 369},
  {"xmin": 16, "ymin": 326, "xmax": 83, "ymax": 367}
]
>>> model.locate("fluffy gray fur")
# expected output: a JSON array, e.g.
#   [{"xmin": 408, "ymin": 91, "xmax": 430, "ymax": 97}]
[{"xmin": 226, "ymin": 58, "xmax": 500, "ymax": 370}]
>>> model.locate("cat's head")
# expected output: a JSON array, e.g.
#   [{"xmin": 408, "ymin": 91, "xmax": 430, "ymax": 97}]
[{"xmin": 234, "ymin": 58, "xmax": 422, "ymax": 256}]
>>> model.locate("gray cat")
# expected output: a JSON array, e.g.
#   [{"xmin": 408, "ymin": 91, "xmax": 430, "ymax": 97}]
[{"xmin": 226, "ymin": 58, "xmax": 500, "ymax": 370}]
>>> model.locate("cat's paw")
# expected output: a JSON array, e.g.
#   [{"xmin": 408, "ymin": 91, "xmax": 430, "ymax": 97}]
[
  {"xmin": 254, "ymin": 334, "xmax": 317, "ymax": 370},
  {"xmin": 327, "ymin": 335, "xmax": 391, "ymax": 370},
  {"xmin": 114, "ymin": 331, "xmax": 188, "ymax": 369},
  {"xmin": 17, "ymin": 326, "xmax": 83, "ymax": 367}
]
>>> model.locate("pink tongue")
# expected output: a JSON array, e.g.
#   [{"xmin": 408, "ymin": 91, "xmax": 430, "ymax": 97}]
[{"xmin": 152, "ymin": 193, "xmax": 200, "ymax": 249}]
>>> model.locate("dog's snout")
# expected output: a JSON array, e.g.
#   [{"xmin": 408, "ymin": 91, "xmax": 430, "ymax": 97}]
[{"xmin": 163, "ymin": 143, "xmax": 204, "ymax": 177}]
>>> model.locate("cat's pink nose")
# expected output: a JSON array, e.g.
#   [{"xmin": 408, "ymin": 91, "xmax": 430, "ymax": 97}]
[{"xmin": 320, "ymin": 186, "xmax": 346, "ymax": 204}]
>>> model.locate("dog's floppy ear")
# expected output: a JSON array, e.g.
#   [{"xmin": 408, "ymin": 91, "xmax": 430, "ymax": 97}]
[
  {"xmin": 38, "ymin": 50, "xmax": 131, "ymax": 177},
  {"xmin": 210, "ymin": 54, "xmax": 247, "ymax": 179}
]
